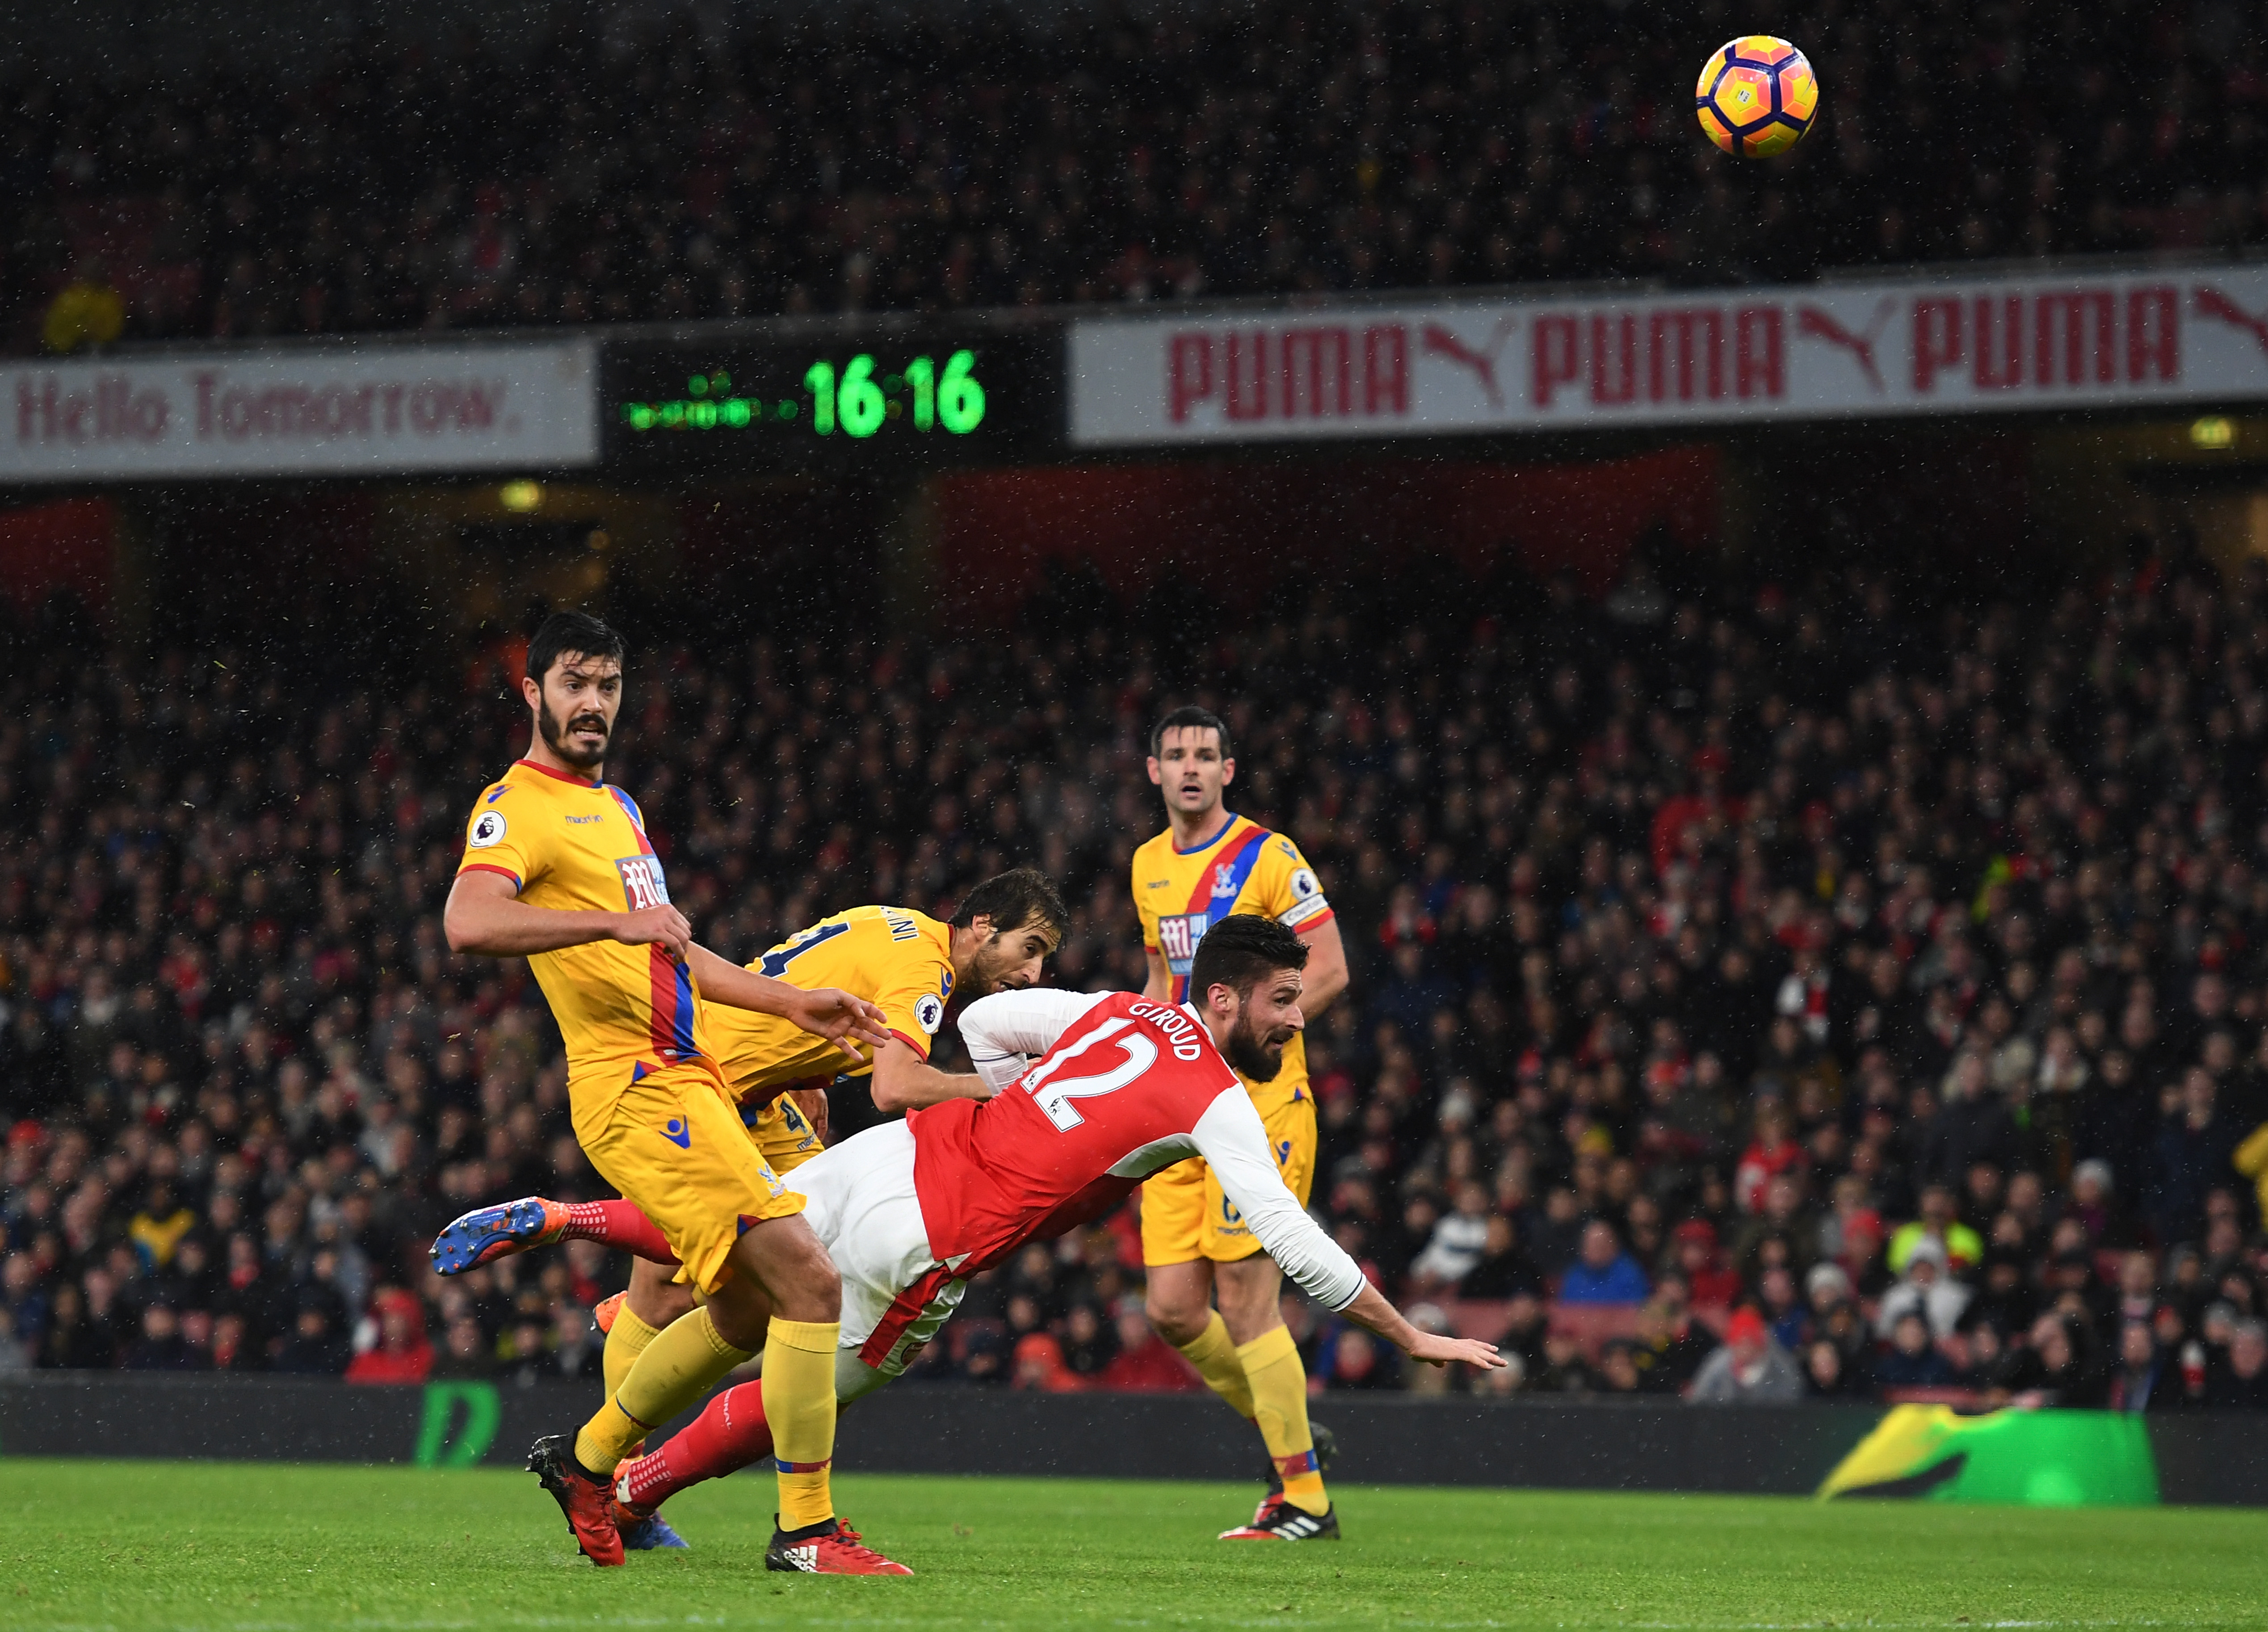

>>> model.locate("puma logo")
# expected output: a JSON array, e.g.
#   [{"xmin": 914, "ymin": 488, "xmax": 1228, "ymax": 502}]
[
  {"xmin": 1421, "ymin": 318, "xmax": 1517, "ymax": 407},
  {"xmin": 1795, "ymin": 299, "xmax": 1893, "ymax": 393},
  {"xmin": 2194, "ymin": 285, "xmax": 2268, "ymax": 358}
]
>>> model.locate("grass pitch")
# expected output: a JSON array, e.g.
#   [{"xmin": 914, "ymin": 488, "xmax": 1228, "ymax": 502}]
[{"xmin": 1, "ymin": 1460, "xmax": 2264, "ymax": 1630}]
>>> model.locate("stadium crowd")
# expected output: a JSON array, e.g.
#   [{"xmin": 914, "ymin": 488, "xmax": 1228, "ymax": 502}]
[
  {"xmin": 10, "ymin": 0, "xmax": 2267, "ymax": 350},
  {"xmin": 3, "ymin": 537, "xmax": 2268, "ymax": 1412}
]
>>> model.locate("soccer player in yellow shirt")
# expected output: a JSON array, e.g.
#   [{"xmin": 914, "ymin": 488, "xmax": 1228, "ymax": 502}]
[
  {"xmin": 442, "ymin": 611, "xmax": 909, "ymax": 1575},
  {"xmin": 1131, "ymin": 705, "xmax": 1351, "ymax": 1540}
]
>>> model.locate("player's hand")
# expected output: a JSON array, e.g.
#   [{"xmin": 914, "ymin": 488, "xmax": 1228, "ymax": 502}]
[
  {"xmin": 790, "ymin": 1086, "xmax": 831, "ymax": 1144},
  {"xmin": 1406, "ymin": 1332, "xmax": 1507, "ymax": 1370},
  {"xmin": 791, "ymin": 987, "xmax": 895, "ymax": 1065},
  {"xmin": 614, "ymin": 905, "xmax": 693, "ymax": 962}
]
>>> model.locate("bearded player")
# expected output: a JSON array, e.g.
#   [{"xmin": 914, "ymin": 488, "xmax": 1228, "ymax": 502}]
[
  {"xmin": 588, "ymin": 914, "xmax": 1502, "ymax": 1541},
  {"xmin": 442, "ymin": 610, "xmax": 907, "ymax": 1574},
  {"xmin": 1133, "ymin": 705, "xmax": 1350, "ymax": 1539},
  {"xmin": 433, "ymin": 871, "xmax": 1067, "ymax": 1545}
]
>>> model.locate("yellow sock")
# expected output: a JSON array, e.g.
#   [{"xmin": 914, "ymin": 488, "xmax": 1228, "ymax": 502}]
[
  {"xmin": 602, "ymin": 1301, "xmax": 663, "ymax": 1397},
  {"xmin": 1239, "ymin": 1324, "xmax": 1327, "ymax": 1514},
  {"xmin": 764, "ymin": 1317, "xmax": 841, "ymax": 1530},
  {"xmin": 1174, "ymin": 1310, "xmax": 1256, "ymax": 1419},
  {"xmin": 573, "ymin": 1305, "xmax": 753, "ymax": 1476}
]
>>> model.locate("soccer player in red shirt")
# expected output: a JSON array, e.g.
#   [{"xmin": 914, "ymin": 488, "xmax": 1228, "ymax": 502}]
[{"xmin": 598, "ymin": 914, "xmax": 1504, "ymax": 1544}]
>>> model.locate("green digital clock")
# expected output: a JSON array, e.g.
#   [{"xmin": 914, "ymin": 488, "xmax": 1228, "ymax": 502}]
[
  {"xmin": 619, "ymin": 350, "xmax": 984, "ymax": 438},
  {"xmin": 605, "ymin": 331, "xmax": 1059, "ymax": 470}
]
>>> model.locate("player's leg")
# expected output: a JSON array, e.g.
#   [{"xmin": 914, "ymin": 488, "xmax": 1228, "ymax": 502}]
[
  {"xmin": 1210, "ymin": 1094, "xmax": 1334, "ymax": 1538},
  {"xmin": 620, "ymin": 1120, "xmax": 941, "ymax": 1573},
  {"xmin": 433, "ymin": 1195, "xmax": 681, "ymax": 1274},
  {"xmin": 1141, "ymin": 1160, "xmax": 1254, "ymax": 1417},
  {"xmin": 606, "ymin": 1258, "xmax": 695, "ymax": 1393},
  {"xmin": 541, "ymin": 1065, "xmax": 797, "ymax": 1564}
]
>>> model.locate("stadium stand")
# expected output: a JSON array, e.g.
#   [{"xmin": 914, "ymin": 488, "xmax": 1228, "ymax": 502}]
[
  {"xmin": 2, "ymin": 534, "xmax": 2267, "ymax": 1411},
  {"xmin": 7, "ymin": 0, "xmax": 2266, "ymax": 349}
]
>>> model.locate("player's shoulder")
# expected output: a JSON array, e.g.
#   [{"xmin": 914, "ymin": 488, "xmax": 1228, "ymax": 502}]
[
  {"xmin": 1130, "ymin": 827, "xmax": 1178, "ymax": 871},
  {"xmin": 859, "ymin": 903, "xmax": 949, "ymax": 950}
]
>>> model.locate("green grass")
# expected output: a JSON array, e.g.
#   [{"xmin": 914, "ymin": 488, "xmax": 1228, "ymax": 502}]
[{"xmin": 1, "ymin": 1460, "xmax": 2264, "ymax": 1630}]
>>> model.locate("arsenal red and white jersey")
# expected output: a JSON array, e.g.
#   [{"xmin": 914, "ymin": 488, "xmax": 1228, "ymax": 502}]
[{"xmin": 906, "ymin": 990, "xmax": 1365, "ymax": 1308}]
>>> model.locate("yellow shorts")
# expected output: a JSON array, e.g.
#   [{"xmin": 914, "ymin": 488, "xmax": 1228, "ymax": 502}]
[
  {"xmin": 744, "ymin": 1090, "xmax": 826, "ymax": 1175},
  {"xmin": 1141, "ymin": 1090, "xmax": 1317, "ymax": 1266},
  {"xmin": 577, "ymin": 1059, "xmax": 805, "ymax": 1296}
]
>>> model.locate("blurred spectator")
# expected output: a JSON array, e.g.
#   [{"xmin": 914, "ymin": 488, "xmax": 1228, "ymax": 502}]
[
  {"xmin": 343, "ymin": 1289, "xmax": 430, "ymax": 1384},
  {"xmin": 1873, "ymin": 1311, "xmax": 1957, "ymax": 1391},
  {"xmin": 1688, "ymin": 1308, "xmax": 1802, "ymax": 1404},
  {"xmin": 1873, "ymin": 1238, "xmax": 1971, "ymax": 1343},
  {"xmin": 1558, "ymin": 1222, "xmax": 1650, "ymax": 1305},
  {"xmin": 1801, "ymin": 1338, "xmax": 1867, "ymax": 1400},
  {"xmin": 2206, "ymin": 1321, "xmax": 2268, "ymax": 1409}
]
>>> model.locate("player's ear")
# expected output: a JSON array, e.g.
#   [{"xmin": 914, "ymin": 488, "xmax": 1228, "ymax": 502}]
[
  {"xmin": 1219, "ymin": 756, "xmax": 1236, "ymax": 786},
  {"xmin": 1146, "ymin": 757, "xmax": 1163, "ymax": 787},
  {"xmin": 519, "ymin": 672, "xmax": 542, "ymax": 710}
]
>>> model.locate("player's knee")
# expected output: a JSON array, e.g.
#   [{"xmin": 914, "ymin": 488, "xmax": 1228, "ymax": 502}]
[
  {"xmin": 765, "ymin": 1233, "xmax": 841, "ymax": 1325},
  {"xmin": 1145, "ymin": 1291, "xmax": 1206, "ymax": 1346}
]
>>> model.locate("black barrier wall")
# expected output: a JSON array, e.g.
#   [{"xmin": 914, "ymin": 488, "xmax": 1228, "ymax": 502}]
[{"xmin": 1, "ymin": 1376, "xmax": 2262, "ymax": 1506}]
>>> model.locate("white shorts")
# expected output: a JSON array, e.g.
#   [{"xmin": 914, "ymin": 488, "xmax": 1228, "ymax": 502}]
[{"xmin": 781, "ymin": 1119, "xmax": 965, "ymax": 1401}]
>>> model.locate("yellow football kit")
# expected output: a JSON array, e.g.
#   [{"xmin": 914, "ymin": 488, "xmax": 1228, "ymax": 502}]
[
  {"xmin": 1131, "ymin": 814, "xmax": 1333, "ymax": 1265},
  {"xmin": 709, "ymin": 905, "xmax": 957, "ymax": 1172},
  {"xmin": 456, "ymin": 758, "xmax": 803, "ymax": 1293}
]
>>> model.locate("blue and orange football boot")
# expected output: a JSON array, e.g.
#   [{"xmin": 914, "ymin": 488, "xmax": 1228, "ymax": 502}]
[
  {"xmin": 612, "ymin": 1494, "xmax": 690, "ymax": 1552},
  {"xmin": 430, "ymin": 1198, "xmax": 570, "ymax": 1275}
]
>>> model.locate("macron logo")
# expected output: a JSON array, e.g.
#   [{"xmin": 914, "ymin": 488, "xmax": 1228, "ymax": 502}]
[{"xmin": 660, "ymin": 1118, "xmax": 690, "ymax": 1149}]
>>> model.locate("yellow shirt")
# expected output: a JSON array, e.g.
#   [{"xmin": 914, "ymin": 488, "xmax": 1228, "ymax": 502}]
[
  {"xmin": 455, "ymin": 759, "xmax": 714, "ymax": 1115},
  {"xmin": 1130, "ymin": 813, "xmax": 1333, "ymax": 1115},
  {"xmin": 709, "ymin": 905, "xmax": 957, "ymax": 1103}
]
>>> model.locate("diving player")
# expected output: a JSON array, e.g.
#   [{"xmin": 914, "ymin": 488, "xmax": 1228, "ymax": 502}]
[
  {"xmin": 586, "ymin": 915, "xmax": 1504, "ymax": 1538},
  {"xmin": 1132, "ymin": 704, "xmax": 1351, "ymax": 1539}
]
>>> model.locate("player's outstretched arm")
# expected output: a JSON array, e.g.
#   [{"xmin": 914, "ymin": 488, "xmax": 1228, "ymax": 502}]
[
  {"xmin": 686, "ymin": 946, "xmax": 892, "ymax": 1065},
  {"xmin": 444, "ymin": 869, "xmax": 690, "ymax": 959},
  {"xmin": 1193, "ymin": 1088, "xmax": 1503, "ymax": 1372}
]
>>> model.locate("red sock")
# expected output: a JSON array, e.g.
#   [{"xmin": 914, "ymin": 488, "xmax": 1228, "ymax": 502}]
[
  {"xmin": 562, "ymin": 1200, "xmax": 679, "ymax": 1265},
  {"xmin": 618, "ymin": 1381, "xmax": 773, "ymax": 1508}
]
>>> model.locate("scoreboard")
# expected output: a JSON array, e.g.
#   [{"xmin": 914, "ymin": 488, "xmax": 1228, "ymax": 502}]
[{"xmin": 602, "ymin": 325, "xmax": 1063, "ymax": 473}]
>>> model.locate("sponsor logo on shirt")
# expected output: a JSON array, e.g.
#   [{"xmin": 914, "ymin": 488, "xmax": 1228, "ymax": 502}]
[
  {"xmin": 565, "ymin": 812, "xmax": 602, "ymax": 825},
  {"xmin": 1156, "ymin": 911, "xmax": 1208, "ymax": 977},
  {"xmin": 468, "ymin": 810, "xmax": 507, "ymax": 848},
  {"xmin": 617, "ymin": 855, "xmax": 671, "ymax": 909}
]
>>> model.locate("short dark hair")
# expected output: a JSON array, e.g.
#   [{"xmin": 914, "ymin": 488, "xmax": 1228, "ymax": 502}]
[
  {"xmin": 1151, "ymin": 704, "xmax": 1232, "ymax": 761},
  {"xmin": 526, "ymin": 610, "xmax": 626, "ymax": 685},
  {"xmin": 1189, "ymin": 913, "xmax": 1308, "ymax": 1006},
  {"xmin": 952, "ymin": 867, "xmax": 1069, "ymax": 943}
]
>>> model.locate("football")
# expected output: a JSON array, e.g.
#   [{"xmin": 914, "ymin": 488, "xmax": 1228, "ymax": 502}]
[{"xmin": 1696, "ymin": 35, "xmax": 1820, "ymax": 157}]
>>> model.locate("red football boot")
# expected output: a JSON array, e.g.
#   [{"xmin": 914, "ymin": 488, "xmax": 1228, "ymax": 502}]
[
  {"xmin": 764, "ymin": 1516, "xmax": 913, "ymax": 1574},
  {"xmin": 527, "ymin": 1435, "xmax": 625, "ymax": 1566}
]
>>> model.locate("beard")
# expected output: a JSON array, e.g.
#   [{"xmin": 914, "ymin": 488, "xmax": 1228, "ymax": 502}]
[
  {"xmin": 538, "ymin": 695, "xmax": 611, "ymax": 770},
  {"xmin": 1223, "ymin": 1012, "xmax": 1291, "ymax": 1082},
  {"xmin": 962, "ymin": 934, "xmax": 1034, "ymax": 1002}
]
